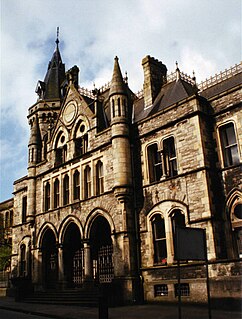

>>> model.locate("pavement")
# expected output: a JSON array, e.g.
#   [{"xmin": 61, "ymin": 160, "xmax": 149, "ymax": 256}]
[{"xmin": 0, "ymin": 297, "xmax": 241, "ymax": 319}]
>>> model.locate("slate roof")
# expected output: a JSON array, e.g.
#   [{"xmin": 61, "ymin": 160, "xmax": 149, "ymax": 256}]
[
  {"xmin": 133, "ymin": 78, "xmax": 198, "ymax": 123},
  {"xmin": 199, "ymin": 72, "xmax": 242, "ymax": 100},
  {"xmin": 42, "ymin": 44, "xmax": 66, "ymax": 100},
  {"xmin": 132, "ymin": 64, "xmax": 241, "ymax": 123}
]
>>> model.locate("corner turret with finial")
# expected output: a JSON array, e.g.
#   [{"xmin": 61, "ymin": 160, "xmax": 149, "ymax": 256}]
[{"xmin": 109, "ymin": 56, "xmax": 129, "ymax": 123}]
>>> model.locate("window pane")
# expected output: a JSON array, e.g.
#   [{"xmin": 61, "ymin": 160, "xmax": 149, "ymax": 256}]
[
  {"xmin": 154, "ymin": 284, "xmax": 168, "ymax": 296},
  {"xmin": 22, "ymin": 196, "xmax": 27, "ymax": 223},
  {"xmin": 96, "ymin": 161, "xmax": 104, "ymax": 195},
  {"xmin": 234, "ymin": 204, "xmax": 242, "ymax": 219},
  {"xmin": 231, "ymin": 145, "xmax": 240, "ymax": 164},
  {"xmin": 220, "ymin": 123, "xmax": 239, "ymax": 167},
  {"xmin": 63, "ymin": 175, "xmax": 69, "ymax": 205},
  {"xmin": 54, "ymin": 179, "xmax": 59, "ymax": 208},
  {"xmin": 155, "ymin": 240, "xmax": 167, "ymax": 262},
  {"xmin": 152, "ymin": 215, "xmax": 167, "ymax": 263},
  {"xmin": 236, "ymin": 228, "xmax": 242, "ymax": 258},
  {"xmin": 148, "ymin": 144, "xmax": 162, "ymax": 182},
  {"xmin": 175, "ymin": 283, "xmax": 190, "ymax": 297},
  {"xmin": 45, "ymin": 183, "xmax": 50, "ymax": 211},
  {"xmin": 163, "ymin": 137, "xmax": 177, "ymax": 177},
  {"xmin": 73, "ymin": 171, "xmax": 80, "ymax": 200},
  {"xmin": 226, "ymin": 125, "xmax": 236, "ymax": 145},
  {"xmin": 153, "ymin": 215, "xmax": 166, "ymax": 238},
  {"xmin": 84, "ymin": 166, "xmax": 91, "ymax": 198}
]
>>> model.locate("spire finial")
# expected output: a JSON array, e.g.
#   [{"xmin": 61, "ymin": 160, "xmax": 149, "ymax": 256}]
[
  {"xmin": 56, "ymin": 27, "xmax": 60, "ymax": 46},
  {"xmin": 192, "ymin": 70, "xmax": 196, "ymax": 84},
  {"xmin": 176, "ymin": 61, "xmax": 180, "ymax": 81}
]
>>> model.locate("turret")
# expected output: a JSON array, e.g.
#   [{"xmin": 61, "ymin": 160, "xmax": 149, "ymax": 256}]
[
  {"xmin": 26, "ymin": 31, "xmax": 66, "ymax": 224},
  {"xmin": 28, "ymin": 115, "xmax": 42, "ymax": 167},
  {"xmin": 109, "ymin": 56, "xmax": 129, "ymax": 123},
  {"xmin": 109, "ymin": 57, "xmax": 132, "ymax": 202}
]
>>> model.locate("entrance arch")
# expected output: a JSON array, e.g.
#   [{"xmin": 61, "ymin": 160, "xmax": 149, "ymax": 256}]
[
  {"xmin": 41, "ymin": 228, "xmax": 58, "ymax": 289},
  {"xmin": 63, "ymin": 222, "xmax": 83, "ymax": 287},
  {"xmin": 89, "ymin": 215, "xmax": 113, "ymax": 282}
]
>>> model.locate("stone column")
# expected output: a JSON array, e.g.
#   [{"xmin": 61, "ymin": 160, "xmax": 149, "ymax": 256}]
[
  {"xmin": 57, "ymin": 244, "xmax": 65, "ymax": 288},
  {"xmin": 83, "ymin": 240, "xmax": 92, "ymax": 279},
  {"xmin": 37, "ymin": 250, "xmax": 43, "ymax": 287}
]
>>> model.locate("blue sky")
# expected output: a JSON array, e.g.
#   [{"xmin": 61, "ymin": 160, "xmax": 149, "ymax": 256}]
[{"xmin": 0, "ymin": 0, "xmax": 241, "ymax": 201}]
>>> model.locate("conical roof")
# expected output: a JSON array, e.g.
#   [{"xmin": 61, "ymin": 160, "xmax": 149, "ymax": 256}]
[
  {"xmin": 109, "ymin": 56, "xmax": 127, "ymax": 97},
  {"xmin": 28, "ymin": 117, "xmax": 41, "ymax": 147},
  {"xmin": 42, "ymin": 40, "xmax": 66, "ymax": 100}
]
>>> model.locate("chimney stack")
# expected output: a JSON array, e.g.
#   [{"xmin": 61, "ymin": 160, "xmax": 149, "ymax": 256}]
[{"xmin": 142, "ymin": 55, "xmax": 167, "ymax": 109}]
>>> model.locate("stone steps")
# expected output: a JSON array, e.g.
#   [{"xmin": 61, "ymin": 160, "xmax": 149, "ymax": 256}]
[{"xmin": 23, "ymin": 289, "xmax": 100, "ymax": 306}]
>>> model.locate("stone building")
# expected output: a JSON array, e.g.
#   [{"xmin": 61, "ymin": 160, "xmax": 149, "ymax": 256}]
[{"xmin": 2, "ymin": 36, "xmax": 242, "ymax": 305}]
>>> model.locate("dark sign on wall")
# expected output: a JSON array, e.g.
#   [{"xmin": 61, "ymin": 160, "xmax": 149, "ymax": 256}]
[{"xmin": 174, "ymin": 227, "xmax": 206, "ymax": 261}]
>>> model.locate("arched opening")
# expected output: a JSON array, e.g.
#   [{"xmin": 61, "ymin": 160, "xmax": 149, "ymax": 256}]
[
  {"xmin": 41, "ymin": 228, "xmax": 57, "ymax": 289},
  {"xmin": 63, "ymin": 223, "xmax": 83, "ymax": 287},
  {"xmin": 89, "ymin": 216, "xmax": 113, "ymax": 282}
]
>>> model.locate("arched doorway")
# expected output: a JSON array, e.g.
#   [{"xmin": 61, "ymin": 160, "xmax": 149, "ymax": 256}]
[
  {"xmin": 41, "ymin": 228, "xmax": 58, "ymax": 289},
  {"xmin": 63, "ymin": 223, "xmax": 83, "ymax": 287},
  {"xmin": 89, "ymin": 215, "xmax": 113, "ymax": 283}
]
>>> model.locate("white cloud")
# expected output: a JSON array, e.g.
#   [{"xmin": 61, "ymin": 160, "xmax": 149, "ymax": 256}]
[{"xmin": 180, "ymin": 47, "xmax": 217, "ymax": 82}]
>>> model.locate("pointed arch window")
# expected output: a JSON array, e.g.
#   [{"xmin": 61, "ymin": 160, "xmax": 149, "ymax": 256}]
[
  {"xmin": 96, "ymin": 161, "xmax": 104, "ymax": 195},
  {"xmin": 55, "ymin": 133, "xmax": 67, "ymax": 166},
  {"xmin": 22, "ymin": 196, "xmax": 27, "ymax": 223},
  {"xmin": 10, "ymin": 210, "xmax": 13, "ymax": 227},
  {"xmin": 151, "ymin": 214, "xmax": 167, "ymax": 264},
  {"xmin": 163, "ymin": 136, "xmax": 177, "ymax": 177},
  {"xmin": 43, "ymin": 134, "xmax": 48, "ymax": 161},
  {"xmin": 75, "ymin": 135, "xmax": 88, "ymax": 157},
  {"xmin": 147, "ymin": 137, "xmax": 178, "ymax": 183},
  {"xmin": 123, "ymin": 99, "xmax": 127, "ymax": 117},
  {"xmin": 54, "ymin": 178, "xmax": 60, "ymax": 208},
  {"xmin": 147, "ymin": 143, "xmax": 162, "ymax": 182},
  {"xmin": 63, "ymin": 175, "xmax": 69, "ymax": 205},
  {"xmin": 219, "ymin": 123, "xmax": 239, "ymax": 167},
  {"xmin": 44, "ymin": 182, "xmax": 51, "ymax": 211},
  {"xmin": 73, "ymin": 170, "xmax": 80, "ymax": 200},
  {"xmin": 171, "ymin": 209, "xmax": 186, "ymax": 248},
  {"xmin": 84, "ymin": 165, "xmax": 91, "ymax": 199},
  {"xmin": 112, "ymin": 99, "xmax": 115, "ymax": 118},
  {"xmin": 5, "ymin": 211, "xmax": 10, "ymax": 230},
  {"xmin": 117, "ymin": 98, "xmax": 121, "ymax": 116},
  {"xmin": 20, "ymin": 244, "xmax": 26, "ymax": 277},
  {"xmin": 74, "ymin": 120, "xmax": 88, "ymax": 158}
]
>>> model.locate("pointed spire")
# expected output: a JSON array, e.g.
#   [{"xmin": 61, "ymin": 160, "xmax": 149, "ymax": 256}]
[
  {"xmin": 109, "ymin": 56, "xmax": 127, "ymax": 97},
  {"xmin": 41, "ymin": 30, "xmax": 66, "ymax": 100}
]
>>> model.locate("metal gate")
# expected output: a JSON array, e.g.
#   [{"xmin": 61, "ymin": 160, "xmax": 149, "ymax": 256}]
[
  {"xmin": 98, "ymin": 245, "xmax": 114, "ymax": 283},
  {"xmin": 73, "ymin": 249, "xmax": 84, "ymax": 286}
]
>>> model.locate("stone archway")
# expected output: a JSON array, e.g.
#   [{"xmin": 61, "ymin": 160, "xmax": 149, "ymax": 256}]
[
  {"xmin": 89, "ymin": 215, "xmax": 113, "ymax": 282},
  {"xmin": 63, "ymin": 222, "xmax": 83, "ymax": 287},
  {"xmin": 41, "ymin": 228, "xmax": 58, "ymax": 289}
]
